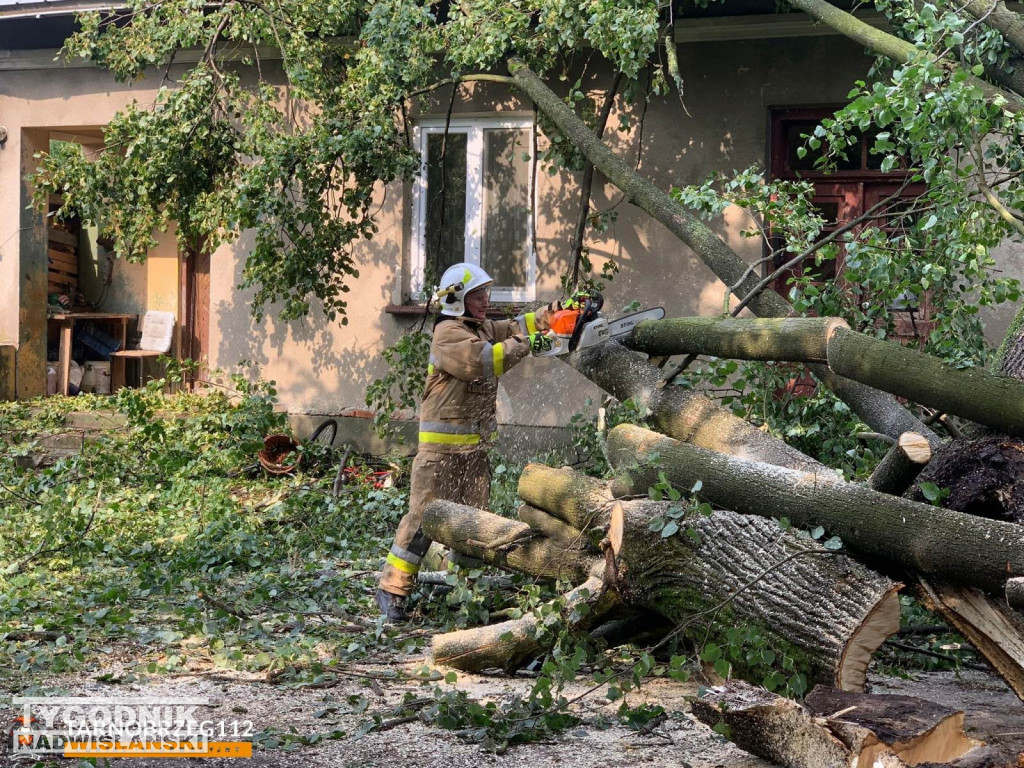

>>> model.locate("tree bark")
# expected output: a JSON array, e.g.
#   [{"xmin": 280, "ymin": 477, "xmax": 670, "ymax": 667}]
[
  {"xmin": 607, "ymin": 423, "xmax": 1024, "ymax": 595},
  {"xmin": 826, "ymin": 325, "xmax": 1024, "ymax": 436},
  {"xmin": 611, "ymin": 499, "xmax": 900, "ymax": 691},
  {"xmin": 507, "ymin": 57, "xmax": 941, "ymax": 449},
  {"xmin": 516, "ymin": 463, "xmax": 619, "ymax": 530},
  {"xmin": 430, "ymin": 570, "xmax": 618, "ymax": 672},
  {"xmin": 867, "ymin": 432, "xmax": 932, "ymax": 496},
  {"xmin": 627, "ymin": 316, "xmax": 1024, "ymax": 436},
  {"xmin": 569, "ymin": 340, "xmax": 825, "ymax": 472},
  {"xmin": 692, "ymin": 681, "xmax": 979, "ymax": 768},
  {"xmin": 420, "ymin": 500, "xmax": 596, "ymax": 584},
  {"xmin": 1007, "ymin": 577, "xmax": 1024, "ymax": 613},
  {"xmin": 629, "ymin": 316, "xmax": 847, "ymax": 363}
]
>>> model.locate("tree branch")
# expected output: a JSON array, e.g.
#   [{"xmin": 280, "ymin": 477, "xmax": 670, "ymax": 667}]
[
  {"xmin": 569, "ymin": 71, "xmax": 622, "ymax": 288},
  {"xmin": 785, "ymin": 0, "xmax": 1024, "ymax": 113},
  {"xmin": 961, "ymin": 0, "xmax": 1024, "ymax": 56}
]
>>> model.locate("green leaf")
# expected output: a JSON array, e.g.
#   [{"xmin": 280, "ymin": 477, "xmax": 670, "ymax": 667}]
[
  {"xmin": 700, "ymin": 643, "xmax": 722, "ymax": 662},
  {"xmin": 711, "ymin": 659, "xmax": 729, "ymax": 679}
]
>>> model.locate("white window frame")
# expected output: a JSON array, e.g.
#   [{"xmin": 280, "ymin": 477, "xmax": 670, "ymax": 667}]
[{"xmin": 410, "ymin": 116, "xmax": 537, "ymax": 304}]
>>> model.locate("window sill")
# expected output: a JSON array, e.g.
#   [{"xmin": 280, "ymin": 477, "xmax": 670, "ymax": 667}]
[{"xmin": 385, "ymin": 303, "xmax": 526, "ymax": 319}]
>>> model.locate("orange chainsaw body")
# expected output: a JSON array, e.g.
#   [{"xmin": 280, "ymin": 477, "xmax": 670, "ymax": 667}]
[{"xmin": 547, "ymin": 308, "xmax": 582, "ymax": 337}]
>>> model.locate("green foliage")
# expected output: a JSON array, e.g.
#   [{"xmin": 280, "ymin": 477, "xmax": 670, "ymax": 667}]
[
  {"xmin": 565, "ymin": 397, "xmax": 650, "ymax": 477},
  {"xmin": 673, "ymin": 357, "xmax": 879, "ymax": 478},
  {"xmin": 364, "ymin": 329, "xmax": 431, "ymax": 439},
  {"xmin": 0, "ymin": 377, "xmax": 416, "ymax": 684}
]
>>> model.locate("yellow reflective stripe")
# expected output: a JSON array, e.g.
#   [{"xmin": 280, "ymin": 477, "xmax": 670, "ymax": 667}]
[
  {"xmin": 386, "ymin": 552, "xmax": 419, "ymax": 574},
  {"xmin": 524, "ymin": 312, "xmax": 538, "ymax": 336},
  {"xmin": 492, "ymin": 343, "xmax": 504, "ymax": 377},
  {"xmin": 419, "ymin": 431, "xmax": 481, "ymax": 445}
]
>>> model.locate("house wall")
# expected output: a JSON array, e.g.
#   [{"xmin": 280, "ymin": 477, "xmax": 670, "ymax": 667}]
[{"xmin": 2, "ymin": 34, "xmax": 1020, "ymax": 428}]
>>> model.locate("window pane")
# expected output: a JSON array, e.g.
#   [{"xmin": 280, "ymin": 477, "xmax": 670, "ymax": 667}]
[
  {"xmin": 425, "ymin": 132, "xmax": 467, "ymax": 279},
  {"xmin": 481, "ymin": 128, "xmax": 530, "ymax": 288}
]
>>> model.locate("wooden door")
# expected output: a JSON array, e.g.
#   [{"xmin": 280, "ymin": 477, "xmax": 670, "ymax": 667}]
[{"xmin": 179, "ymin": 245, "xmax": 210, "ymax": 388}]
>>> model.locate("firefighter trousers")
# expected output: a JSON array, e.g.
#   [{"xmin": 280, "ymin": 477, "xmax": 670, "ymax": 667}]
[{"xmin": 378, "ymin": 449, "xmax": 490, "ymax": 597}]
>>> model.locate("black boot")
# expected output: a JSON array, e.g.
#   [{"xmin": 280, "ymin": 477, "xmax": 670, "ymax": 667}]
[{"xmin": 374, "ymin": 588, "xmax": 408, "ymax": 621}]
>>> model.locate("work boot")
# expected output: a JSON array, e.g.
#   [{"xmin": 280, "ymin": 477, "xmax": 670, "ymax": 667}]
[{"xmin": 374, "ymin": 588, "xmax": 408, "ymax": 622}]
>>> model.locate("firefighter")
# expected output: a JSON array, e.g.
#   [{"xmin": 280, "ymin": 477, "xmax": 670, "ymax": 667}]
[{"xmin": 375, "ymin": 262, "xmax": 561, "ymax": 620}]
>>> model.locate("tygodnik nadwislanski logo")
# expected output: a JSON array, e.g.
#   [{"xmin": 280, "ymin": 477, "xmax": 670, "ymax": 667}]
[{"xmin": 9, "ymin": 696, "xmax": 253, "ymax": 758}]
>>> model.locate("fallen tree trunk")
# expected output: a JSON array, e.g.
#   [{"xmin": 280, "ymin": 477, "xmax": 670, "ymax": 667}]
[
  {"xmin": 420, "ymin": 500, "xmax": 596, "ymax": 585},
  {"xmin": 867, "ymin": 432, "xmax": 932, "ymax": 496},
  {"xmin": 607, "ymin": 424, "xmax": 1024, "ymax": 594},
  {"xmin": 425, "ymin": 481, "xmax": 899, "ymax": 689},
  {"xmin": 627, "ymin": 316, "xmax": 1024, "ymax": 436},
  {"xmin": 608, "ymin": 499, "xmax": 900, "ymax": 691},
  {"xmin": 827, "ymin": 325, "xmax": 1024, "ymax": 436},
  {"xmin": 629, "ymin": 316, "xmax": 846, "ymax": 363},
  {"xmin": 569, "ymin": 339, "xmax": 825, "ymax": 472},
  {"xmin": 430, "ymin": 569, "xmax": 618, "ymax": 672},
  {"xmin": 691, "ymin": 681, "xmax": 979, "ymax": 768}
]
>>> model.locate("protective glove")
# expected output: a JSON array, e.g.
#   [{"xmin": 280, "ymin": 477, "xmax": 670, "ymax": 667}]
[{"xmin": 526, "ymin": 332, "xmax": 553, "ymax": 353}]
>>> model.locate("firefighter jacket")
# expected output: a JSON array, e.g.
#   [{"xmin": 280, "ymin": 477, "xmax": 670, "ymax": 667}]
[{"xmin": 417, "ymin": 304, "xmax": 557, "ymax": 453}]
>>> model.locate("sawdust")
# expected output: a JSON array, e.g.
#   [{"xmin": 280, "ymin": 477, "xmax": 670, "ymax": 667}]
[{"xmin": 2, "ymin": 653, "xmax": 1022, "ymax": 767}]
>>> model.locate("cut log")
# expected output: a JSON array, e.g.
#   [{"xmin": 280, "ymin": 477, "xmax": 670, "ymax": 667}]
[
  {"xmin": 918, "ymin": 578, "xmax": 1024, "ymax": 700},
  {"xmin": 691, "ymin": 680, "xmax": 979, "ymax": 768},
  {"xmin": 430, "ymin": 571, "xmax": 618, "ymax": 672},
  {"xmin": 804, "ymin": 687, "xmax": 980, "ymax": 766},
  {"xmin": 569, "ymin": 340, "xmax": 826, "ymax": 472},
  {"xmin": 867, "ymin": 432, "xmax": 932, "ymax": 495},
  {"xmin": 516, "ymin": 464, "xmax": 617, "ymax": 530},
  {"xmin": 423, "ymin": 476, "xmax": 897, "ymax": 687},
  {"xmin": 629, "ymin": 316, "xmax": 848, "ymax": 363},
  {"xmin": 607, "ymin": 424, "xmax": 1024, "ymax": 594},
  {"xmin": 609, "ymin": 499, "xmax": 900, "ymax": 691},
  {"xmin": 628, "ymin": 315, "xmax": 1024, "ymax": 436},
  {"xmin": 516, "ymin": 503, "xmax": 592, "ymax": 549},
  {"xmin": 420, "ymin": 500, "xmax": 596, "ymax": 584}
]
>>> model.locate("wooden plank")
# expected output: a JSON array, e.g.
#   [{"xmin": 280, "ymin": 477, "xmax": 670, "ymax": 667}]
[
  {"xmin": 48, "ymin": 275, "xmax": 78, "ymax": 291},
  {"xmin": 47, "ymin": 228, "xmax": 78, "ymax": 248},
  {"xmin": 47, "ymin": 249, "xmax": 79, "ymax": 271}
]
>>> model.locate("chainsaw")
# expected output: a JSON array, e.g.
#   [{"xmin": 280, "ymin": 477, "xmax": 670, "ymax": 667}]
[{"xmin": 534, "ymin": 292, "xmax": 665, "ymax": 356}]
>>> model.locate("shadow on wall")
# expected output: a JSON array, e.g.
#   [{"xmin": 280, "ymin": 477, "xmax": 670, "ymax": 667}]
[{"xmin": 211, "ymin": 221, "xmax": 409, "ymax": 414}]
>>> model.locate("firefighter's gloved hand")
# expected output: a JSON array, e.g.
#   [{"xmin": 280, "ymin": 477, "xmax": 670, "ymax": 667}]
[{"xmin": 527, "ymin": 332, "xmax": 553, "ymax": 353}]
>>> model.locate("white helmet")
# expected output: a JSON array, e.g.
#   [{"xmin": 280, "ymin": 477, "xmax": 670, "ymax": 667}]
[{"xmin": 433, "ymin": 263, "xmax": 493, "ymax": 317}]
